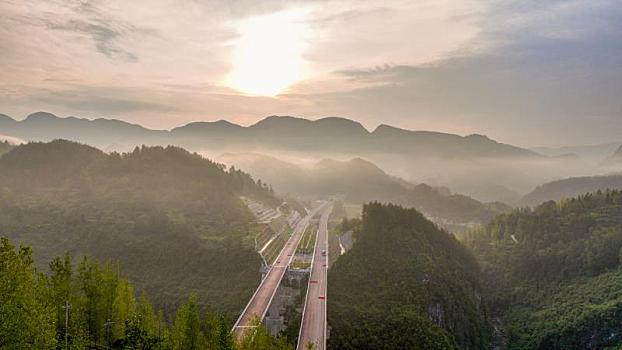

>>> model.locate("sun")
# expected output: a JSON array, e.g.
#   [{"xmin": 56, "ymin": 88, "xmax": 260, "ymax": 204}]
[{"xmin": 227, "ymin": 9, "xmax": 309, "ymax": 97}]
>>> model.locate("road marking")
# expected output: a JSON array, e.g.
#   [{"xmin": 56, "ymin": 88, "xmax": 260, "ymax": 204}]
[
  {"xmin": 297, "ymin": 204, "xmax": 333, "ymax": 350},
  {"xmin": 233, "ymin": 203, "xmax": 329, "ymax": 340}
]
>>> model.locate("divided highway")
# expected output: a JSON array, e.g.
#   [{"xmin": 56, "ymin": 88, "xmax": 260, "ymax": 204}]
[
  {"xmin": 233, "ymin": 203, "xmax": 327, "ymax": 340},
  {"xmin": 297, "ymin": 204, "xmax": 333, "ymax": 350}
]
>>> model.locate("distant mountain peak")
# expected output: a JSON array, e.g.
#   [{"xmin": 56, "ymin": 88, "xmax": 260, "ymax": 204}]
[
  {"xmin": 372, "ymin": 124, "xmax": 456, "ymax": 138},
  {"xmin": 251, "ymin": 115, "xmax": 311, "ymax": 128},
  {"xmin": 0, "ymin": 113, "xmax": 15, "ymax": 122},
  {"xmin": 313, "ymin": 116, "xmax": 369, "ymax": 133},
  {"xmin": 179, "ymin": 119, "xmax": 242, "ymax": 129},
  {"xmin": 25, "ymin": 111, "xmax": 60, "ymax": 121},
  {"xmin": 371, "ymin": 123, "xmax": 406, "ymax": 134},
  {"xmin": 465, "ymin": 133, "xmax": 491, "ymax": 141}
]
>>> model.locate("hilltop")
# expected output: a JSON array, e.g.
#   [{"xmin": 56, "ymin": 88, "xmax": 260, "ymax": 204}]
[
  {"xmin": 328, "ymin": 203, "xmax": 490, "ymax": 349},
  {"xmin": 466, "ymin": 190, "xmax": 622, "ymax": 349},
  {"xmin": 0, "ymin": 140, "xmax": 277, "ymax": 316}
]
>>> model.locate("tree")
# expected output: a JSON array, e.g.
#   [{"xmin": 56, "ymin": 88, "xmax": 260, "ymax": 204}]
[
  {"xmin": 0, "ymin": 237, "xmax": 56, "ymax": 348},
  {"xmin": 212, "ymin": 315, "xmax": 234, "ymax": 350},
  {"xmin": 0, "ymin": 236, "xmax": 292, "ymax": 350},
  {"xmin": 171, "ymin": 295, "xmax": 207, "ymax": 349},
  {"xmin": 237, "ymin": 316, "xmax": 292, "ymax": 350}
]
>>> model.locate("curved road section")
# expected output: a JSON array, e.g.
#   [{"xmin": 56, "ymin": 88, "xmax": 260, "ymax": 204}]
[
  {"xmin": 297, "ymin": 204, "xmax": 333, "ymax": 350},
  {"xmin": 233, "ymin": 202, "xmax": 327, "ymax": 340}
]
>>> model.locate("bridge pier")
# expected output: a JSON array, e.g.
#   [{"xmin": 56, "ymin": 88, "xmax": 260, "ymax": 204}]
[{"xmin": 263, "ymin": 267, "xmax": 310, "ymax": 337}]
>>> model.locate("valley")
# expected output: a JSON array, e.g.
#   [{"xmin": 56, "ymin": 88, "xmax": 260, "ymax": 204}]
[
  {"xmin": 1, "ymin": 119, "xmax": 621, "ymax": 349},
  {"xmin": 3, "ymin": 2, "xmax": 621, "ymax": 348}
]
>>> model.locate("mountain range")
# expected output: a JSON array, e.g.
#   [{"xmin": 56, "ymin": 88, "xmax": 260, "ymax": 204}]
[
  {"xmin": 219, "ymin": 153, "xmax": 510, "ymax": 229},
  {"xmin": 0, "ymin": 112, "xmax": 537, "ymax": 158},
  {"xmin": 1, "ymin": 112, "xmax": 613, "ymax": 198}
]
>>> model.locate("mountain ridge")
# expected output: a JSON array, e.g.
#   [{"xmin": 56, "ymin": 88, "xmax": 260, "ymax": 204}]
[
  {"xmin": 521, "ymin": 174, "xmax": 622, "ymax": 206},
  {"xmin": 1, "ymin": 111, "xmax": 540, "ymax": 159}
]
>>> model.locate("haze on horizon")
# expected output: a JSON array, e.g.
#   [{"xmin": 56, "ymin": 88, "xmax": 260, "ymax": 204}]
[{"xmin": 1, "ymin": 0, "xmax": 621, "ymax": 147}]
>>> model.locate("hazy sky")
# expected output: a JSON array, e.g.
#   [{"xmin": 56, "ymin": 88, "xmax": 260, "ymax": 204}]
[{"xmin": 1, "ymin": 0, "xmax": 620, "ymax": 147}]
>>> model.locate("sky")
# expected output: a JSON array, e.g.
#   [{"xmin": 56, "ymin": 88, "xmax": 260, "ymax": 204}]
[{"xmin": 1, "ymin": 0, "xmax": 621, "ymax": 147}]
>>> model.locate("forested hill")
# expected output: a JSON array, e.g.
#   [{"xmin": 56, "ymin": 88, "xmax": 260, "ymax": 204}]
[
  {"xmin": 466, "ymin": 190, "xmax": 622, "ymax": 349},
  {"xmin": 0, "ymin": 140, "xmax": 278, "ymax": 317},
  {"xmin": 395, "ymin": 184, "xmax": 510, "ymax": 224},
  {"xmin": 520, "ymin": 174, "xmax": 622, "ymax": 206},
  {"xmin": 328, "ymin": 203, "xmax": 490, "ymax": 349},
  {"xmin": 0, "ymin": 139, "xmax": 275, "ymax": 202},
  {"xmin": 221, "ymin": 153, "xmax": 509, "ymax": 226}
]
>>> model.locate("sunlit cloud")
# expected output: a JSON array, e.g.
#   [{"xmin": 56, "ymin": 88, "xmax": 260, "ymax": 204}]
[
  {"xmin": 227, "ymin": 8, "xmax": 311, "ymax": 96},
  {"xmin": 0, "ymin": 0, "xmax": 620, "ymax": 146}
]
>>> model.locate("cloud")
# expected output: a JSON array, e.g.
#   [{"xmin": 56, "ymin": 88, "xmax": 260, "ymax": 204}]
[
  {"xmin": 0, "ymin": 0, "xmax": 620, "ymax": 147},
  {"xmin": 48, "ymin": 19, "xmax": 138, "ymax": 62},
  {"xmin": 31, "ymin": 89, "xmax": 178, "ymax": 114},
  {"xmin": 310, "ymin": 0, "xmax": 622, "ymax": 146},
  {"xmin": 0, "ymin": 135, "xmax": 26, "ymax": 145}
]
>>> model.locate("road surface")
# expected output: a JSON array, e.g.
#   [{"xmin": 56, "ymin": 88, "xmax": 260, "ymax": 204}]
[
  {"xmin": 297, "ymin": 204, "xmax": 333, "ymax": 350},
  {"xmin": 233, "ymin": 203, "xmax": 326, "ymax": 340}
]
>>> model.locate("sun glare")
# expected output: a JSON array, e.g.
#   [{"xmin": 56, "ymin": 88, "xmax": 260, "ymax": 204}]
[{"xmin": 227, "ymin": 9, "xmax": 309, "ymax": 97}]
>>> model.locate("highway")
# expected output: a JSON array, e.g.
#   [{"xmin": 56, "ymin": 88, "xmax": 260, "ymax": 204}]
[
  {"xmin": 297, "ymin": 204, "xmax": 333, "ymax": 350},
  {"xmin": 233, "ymin": 203, "xmax": 326, "ymax": 340}
]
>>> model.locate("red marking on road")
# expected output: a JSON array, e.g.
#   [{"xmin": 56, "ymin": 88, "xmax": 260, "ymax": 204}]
[
  {"xmin": 318, "ymin": 296, "xmax": 326, "ymax": 300},
  {"xmin": 310, "ymin": 280, "xmax": 318, "ymax": 284}
]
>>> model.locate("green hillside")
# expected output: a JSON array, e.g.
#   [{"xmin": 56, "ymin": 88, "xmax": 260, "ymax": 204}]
[
  {"xmin": 328, "ymin": 203, "xmax": 490, "ymax": 349},
  {"xmin": 466, "ymin": 190, "xmax": 622, "ymax": 349},
  {"xmin": 0, "ymin": 140, "xmax": 278, "ymax": 317}
]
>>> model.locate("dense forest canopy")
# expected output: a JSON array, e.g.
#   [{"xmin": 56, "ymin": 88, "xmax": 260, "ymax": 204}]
[
  {"xmin": 468, "ymin": 190, "xmax": 622, "ymax": 282},
  {"xmin": 466, "ymin": 190, "xmax": 622, "ymax": 349},
  {"xmin": 0, "ymin": 140, "xmax": 279, "ymax": 317},
  {"xmin": 328, "ymin": 202, "xmax": 490, "ymax": 349}
]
